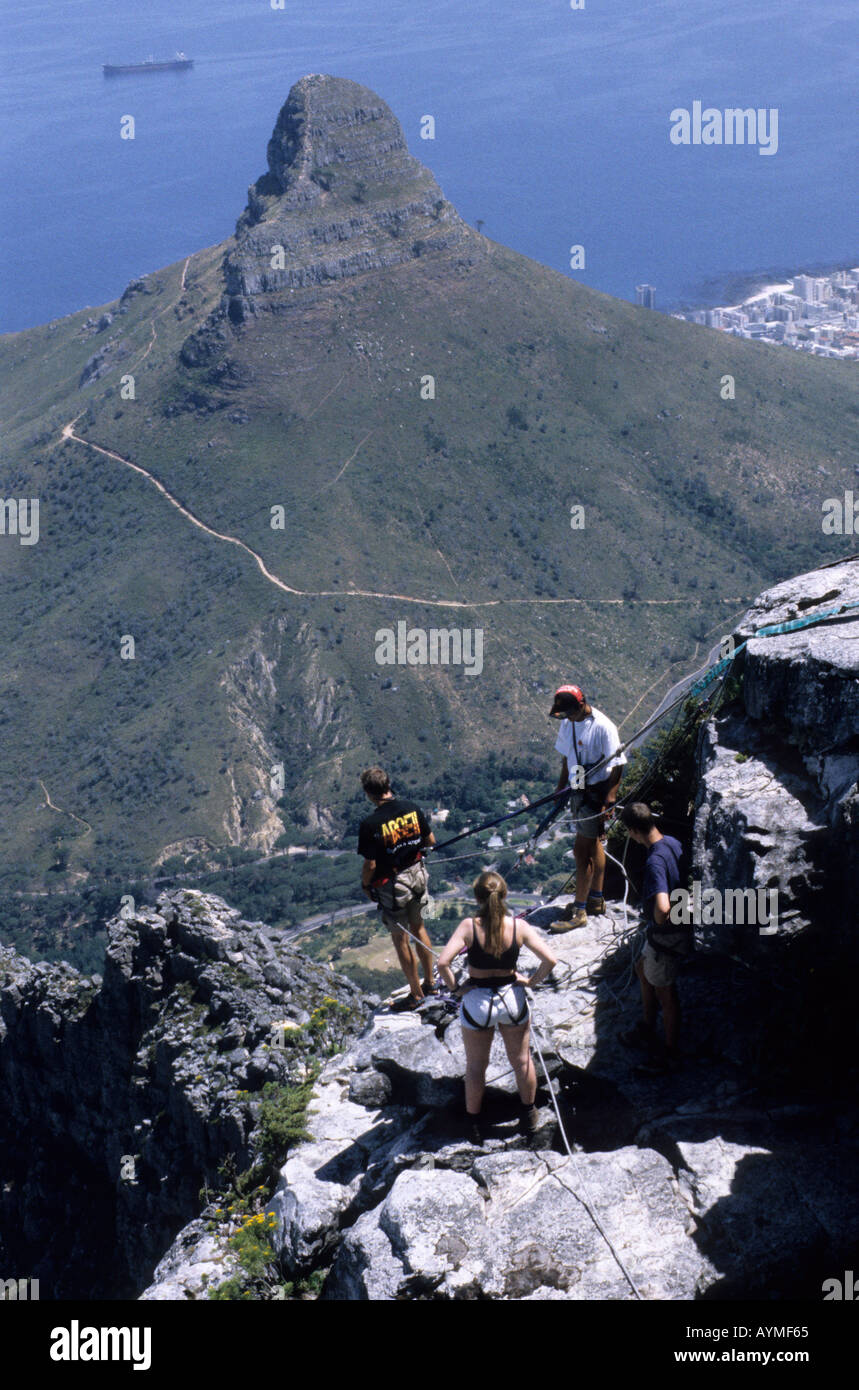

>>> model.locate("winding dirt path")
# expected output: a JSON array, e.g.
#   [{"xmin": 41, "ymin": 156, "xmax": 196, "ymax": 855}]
[
  {"xmin": 38, "ymin": 779, "xmax": 93, "ymax": 835},
  {"xmin": 139, "ymin": 256, "xmax": 191, "ymax": 362},
  {"xmin": 58, "ymin": 421, "xmax": 747, "ymax": 610}
]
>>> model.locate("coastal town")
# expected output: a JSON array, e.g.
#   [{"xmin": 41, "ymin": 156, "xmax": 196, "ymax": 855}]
[{"xmin": 674, "ymin": 266, "xmax": 859, "ymax": 359}]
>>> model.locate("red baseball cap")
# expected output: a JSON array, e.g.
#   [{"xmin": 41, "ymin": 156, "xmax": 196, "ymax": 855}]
[{"xmin": 550, "ymin": 685, "xmax": 585, "ymax": 717}]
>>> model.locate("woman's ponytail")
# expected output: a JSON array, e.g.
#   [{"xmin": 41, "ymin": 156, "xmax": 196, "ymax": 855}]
[{"xmin": 472, "ymin": 870, "xmax": 509, "ymax": 955}]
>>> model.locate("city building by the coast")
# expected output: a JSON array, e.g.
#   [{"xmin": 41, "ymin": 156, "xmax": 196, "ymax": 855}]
[{"xmin": 678, "ymin": 267, "xmax": 859, "ymax": 359}]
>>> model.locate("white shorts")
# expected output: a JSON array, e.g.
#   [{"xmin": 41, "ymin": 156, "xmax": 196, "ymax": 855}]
[{"xmin": 460, "ymin": 981, "xmax": 529, "ymax": 1031}]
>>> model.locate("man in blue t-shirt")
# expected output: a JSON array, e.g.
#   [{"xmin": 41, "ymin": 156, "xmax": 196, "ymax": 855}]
[{"xmin": 619, "ymin": 802, "xmax": 691, "ymax": 1071}]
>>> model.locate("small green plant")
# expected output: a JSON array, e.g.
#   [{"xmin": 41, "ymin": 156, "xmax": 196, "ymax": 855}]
[
  {"xmin": 209, "ymin": 1275, "xmax": 245, "ymax": 1301},
  {"xmin": 279, "ymin": 1269, "xmax": 326, "ymax": 1299},
  {"xmin": 257, "ymin": 1072, "xmax": 317, "ymax": 1172},
  {"xmin": 229, "ymin": 1211, "xmax": 280, "ymax": 1280},
  {"xmin": 203, "ymin": 1070, "xmax": 323, "ymax": 1299}
]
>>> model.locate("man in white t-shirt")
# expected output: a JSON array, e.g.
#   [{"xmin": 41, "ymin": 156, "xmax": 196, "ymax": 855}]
[{"xmin": 548, "ymin": 684, "xmax": 627, "ymax": 932}]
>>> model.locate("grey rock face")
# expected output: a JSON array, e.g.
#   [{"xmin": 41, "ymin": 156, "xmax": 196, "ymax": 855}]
[
  {"xmin": 324, "ymin": 1147, "xmax": 713, "ymax": 1301},
  {"xmin": 139, "ymin": 1218, "xmax": 243, "ymax": 1302},
  {"xmin": 693, "ymin": 557, "xmax": 859, "ymax": 953},
  {"xmin": 0, "ymin": 890, "xmax": 370, "ymax": 1299}
]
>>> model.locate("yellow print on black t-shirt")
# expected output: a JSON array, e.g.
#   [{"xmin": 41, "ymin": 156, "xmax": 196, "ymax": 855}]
[{"xmin": 380, "ymin": 810, "xmax": 421, "ymax": 848}]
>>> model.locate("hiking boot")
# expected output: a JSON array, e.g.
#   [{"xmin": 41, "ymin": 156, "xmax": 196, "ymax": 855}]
[
  {"xmin": 464, "ymin": 1114, "xmax": 484, "ymax": 1145},
  {"xmin": 519, "ymin": 1103, "xmax": 540, "ymax": 1138},
  {"xmin": 587, "ymin": 892, "xmax": 606, "ymax": 915},
  {"xmin": 619, "ymin": 1021, "xmax": 658, "ymax": 1051},
  {"xmin": 390, "ymin": 993, "xmax": 423, "ymax": 1013},
  {"xmin": 550, "ymin": 905, "xmax": 588, "ymax": 932}
]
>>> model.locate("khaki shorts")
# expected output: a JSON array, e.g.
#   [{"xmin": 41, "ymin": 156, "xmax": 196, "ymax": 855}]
[
  {"xmin": 641, "ymin": 932, "xmax": 692, "ymax": 988},
  {"xmin": 569, "ymin": 791, "xmax": 604, "ymax": 840},
  {"xmin": 375, "ymin": 859, "xmax": 429, "ymax": 930}
]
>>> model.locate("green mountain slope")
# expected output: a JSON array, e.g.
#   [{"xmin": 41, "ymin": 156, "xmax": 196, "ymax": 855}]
[{"xmin": 1, "ymin": 74, "xmax": 857, "ymax": 890}]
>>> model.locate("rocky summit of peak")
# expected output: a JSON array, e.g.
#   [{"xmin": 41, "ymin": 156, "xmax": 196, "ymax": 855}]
[{"xmin": 222, "ymin": 74, "xmax": 471, "ymax": 311}]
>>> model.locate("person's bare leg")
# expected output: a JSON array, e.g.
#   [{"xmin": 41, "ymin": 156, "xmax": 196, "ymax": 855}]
[
  {"xmin": 574, "ymin": 834, "xmax": 596, "ymax": 901},
  {"xmin": 656, "ymin": 983, "xmax": 680, "ymax": 1051},
  {"xmin": 636, "ymin": 957, "xmax": 658, "ymax": 1029},
  {"xmin": 390, "ymin": 925, "xmax": 423, "ymax": 999},
  {"xmin": 500, "ymin": 1022, "xmax": 536, "ymax": 1105},
  {"xmin": 590, "ymin": 836, "xmax": 606, "ymax": 893},
  {"xmin": 410, "ymin": 917, "xmax": 435, "ymax": 990},
  {"xmin": 462, "ymin": 1026, "xmax": 494, "ymax": 1114}
]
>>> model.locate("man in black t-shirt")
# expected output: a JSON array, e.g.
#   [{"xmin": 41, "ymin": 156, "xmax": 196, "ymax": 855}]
[
  {"xmin": 619, "ymin": 802, "xmax": 691, "ymax": 1071},
  {"xmin": 357, "ymin": 766, "xmax": 436, "ymax": 1008}
]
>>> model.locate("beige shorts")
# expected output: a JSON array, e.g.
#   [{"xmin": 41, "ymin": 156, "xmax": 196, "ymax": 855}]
[
  {"xmin": 569, "ymin": 789, "xmax": 606, "ymax": 840},
  {"xmin": 641, "ymin": 932, "xmax": 691, "ymax": 988},
  {"xmin": 376, "ymin": 859, "xmax": 429, "ymax": 929}
]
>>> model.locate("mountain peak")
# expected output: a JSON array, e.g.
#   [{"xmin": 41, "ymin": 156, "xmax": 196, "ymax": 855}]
[
  {"xmin": 263, "ymin": 73, "xmax": 426, "ymax": 197},
  {"xmin": 224, "ymin": 74, "xmax": 470, "ymax": 306}
]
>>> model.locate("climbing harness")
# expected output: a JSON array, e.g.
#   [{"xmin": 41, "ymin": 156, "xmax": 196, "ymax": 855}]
[{"xmin": 460, "ymin": 979, "xmax": 530, "ymax": 1031}]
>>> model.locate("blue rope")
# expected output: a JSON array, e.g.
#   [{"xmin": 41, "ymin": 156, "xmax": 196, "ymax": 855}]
[{"xmin": 753, "ymin": 597, "xmax": 859, "ymax": 639}]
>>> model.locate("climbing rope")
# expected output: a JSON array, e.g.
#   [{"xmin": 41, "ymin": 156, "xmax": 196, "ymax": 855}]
[
  {"xmin": 430, "ymin": 786, "xmax": 570, "ymax": 854},
  {"xmin": 526, "ymin": 1005, "xmax": 644, "ymax": 1300}
]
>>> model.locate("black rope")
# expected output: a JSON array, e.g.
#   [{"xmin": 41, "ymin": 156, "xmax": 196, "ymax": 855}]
[{"xmin": 429, "ymin": 786, "xmax": 569, "ymax": 854}]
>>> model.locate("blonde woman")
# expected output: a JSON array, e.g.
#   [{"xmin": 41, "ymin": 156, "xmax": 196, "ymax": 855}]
[{"xmin": 437, "ymin": 871, "xmax": 557, "ymax": 1142}]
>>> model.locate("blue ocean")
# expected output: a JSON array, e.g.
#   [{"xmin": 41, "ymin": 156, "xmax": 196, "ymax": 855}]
[{"xmin": 1, "ymin": 0, "xmax": 856, "ymax": 331}]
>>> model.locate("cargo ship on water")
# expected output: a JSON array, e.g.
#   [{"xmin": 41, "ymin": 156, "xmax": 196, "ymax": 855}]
[{"xmin": 103, "ymin": 52, "xmax": 193, "ymax": 76}]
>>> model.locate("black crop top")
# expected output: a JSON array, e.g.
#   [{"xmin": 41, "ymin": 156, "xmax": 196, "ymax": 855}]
[{"xmin": 467, "ymin": 916, "xmax": 520, "ymax": 971}]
